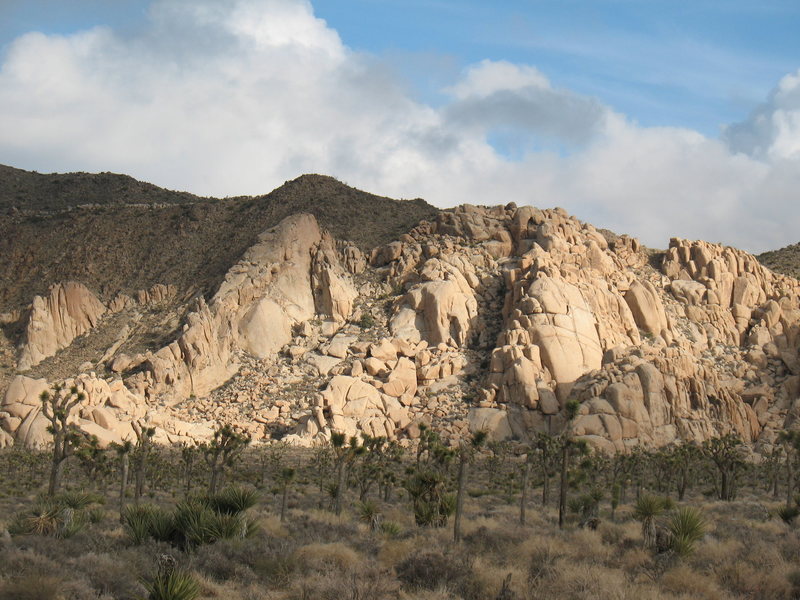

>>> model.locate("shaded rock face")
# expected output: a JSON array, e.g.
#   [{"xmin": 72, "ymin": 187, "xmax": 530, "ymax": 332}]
[
  {"xmin": 3, "ymin": 202, "xmax": 800, "ymax": 454},
  {"xmin": 18, "ymin": 282, "xmax": 107, "ymax": 370}
]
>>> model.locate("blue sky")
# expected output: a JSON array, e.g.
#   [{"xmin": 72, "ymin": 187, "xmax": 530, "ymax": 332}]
[{"xmin": 0, "ymin": 0, "xmax": 799, "ymax": 251}]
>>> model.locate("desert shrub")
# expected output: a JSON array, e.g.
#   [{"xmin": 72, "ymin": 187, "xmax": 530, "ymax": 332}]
[
  {"xmin": 526, "ymin": 542, "xmax": 563, "ymax": 589},
  {"xmin": 598, "ymin": 521, "xmax": 625, "ymax": 546},
  {"xmin": 73, "ymin": 551, "xmax": 146, "ymax": 600},
  {"xmin": 396, "ymin": 550, "xmax": 479, "ymax": 596},
  {"xmin": 292, "ymin": 542, "xmax": 361, "ymax": 573},
  {"xmin": 463, "ymin": 524, "xmax": 527, "ymax": 559},
  {"xmin": 252, "ymin": 553, "xmax": 297, "ymax": 587},
  {"xmin": 357, "ymin": 313, "xmax": 376, "ymax": 329},
  {"xmin": 716, "ymin": 559, "xmax": 793, "ymax": 599},
  {"xmin": 285, "ymin": 513, "xmax": 360, "ymax": 545},
  {"xmin": 290, "ymin": 563, "xmax": 400, "ymax": 600},
  {"xmin": 660, "ymin": 564, "xmax": 725, "ymax": 599},
  {"xmin": 0, "ymin": 575, "xmax": 64, "ymax": 600},
  {"xmin": 192, "ymin": 539, "xmax": 257, "ymax": 582}
]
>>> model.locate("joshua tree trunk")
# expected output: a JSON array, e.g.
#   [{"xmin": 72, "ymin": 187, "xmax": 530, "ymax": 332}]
[
  {"xmin": 454, "ymin": 454, "xmax": 468, "ymax": 543},
  {"xmin": 520, "ymin": 455, "xmax": 531, "ymax": 525},
  {"xmin": 542, "ymin": 473, "xmax": 550, "ymax": 506},
  {"xmin": 48, "ymin": 455, "xmax": 64, "ymax": 497},
  {"xmin": 280, "ymin": 481, "xmax": 289, "ymax": 523},
  {"xmin": 119, "ymin": 453, "xmax": 129, "ymax": 522},
  {"xmin": 335, "ymin": 460, "xmax": 347, "ymax": 516},
  {"xmin": 642, "ymin": 516, "xmax": 656, "ymax": 549},
  {"xmin": 558, "ymin": 444, "xmax": 570, "ymax": 529},
  {"xmin": 209, "ymin": 466, "xmax": 221, "ymax": 495}
]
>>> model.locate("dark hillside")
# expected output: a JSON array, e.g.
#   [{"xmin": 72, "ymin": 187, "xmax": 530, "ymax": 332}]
[
  {"xmin": 0, "ymin": 168, "xmax": 439, "ymax": 310},
  {"xmin": 758, "ymin": 242, "xmax": 800, "ymax": 279},
  {"xmin": 0, "ymin": 164, "xmax": 201, "ymax": 210}
]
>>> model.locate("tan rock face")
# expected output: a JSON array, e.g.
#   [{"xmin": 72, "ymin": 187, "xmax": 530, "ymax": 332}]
[
  {"xmin": 129, "ymin": 213, "xmax": 358, "ymax": 400},
  {"xmin": 5, "ymin": 200, "xmax": 800, "ymax": 453},
  {"xmin": 18, "ymin": 282, "xmax": 107, "ymax": 370}
]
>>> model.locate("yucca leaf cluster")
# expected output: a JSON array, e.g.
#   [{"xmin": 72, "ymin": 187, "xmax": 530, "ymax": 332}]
[{"xmin": 123, "ymin": 486, "xmax": 258, "ymax": 549}]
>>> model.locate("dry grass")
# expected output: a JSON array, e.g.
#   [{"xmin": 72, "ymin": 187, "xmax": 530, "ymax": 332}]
[{"xmin": 3, "ymin": 449, "xmax": 800, "ymax": 600}]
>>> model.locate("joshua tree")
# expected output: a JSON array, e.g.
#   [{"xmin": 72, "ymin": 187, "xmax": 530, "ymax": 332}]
[
  {"xmin": 201, "ymin": 423, "xmax": 251, "ymax": 494},
  {"xmin": 75, "ymin": 435, "xmax": 112, "ymax": 494},
  {"xmin": 534, "ymin": 432, "xmax": 560, "ymax": 506},
  {"xmin": 131, "ymin": 421, "xmax": 156, "ymax": 505},
  {"xmin": 404, "ymin": 424, "xmax": 456, "ymax": 527},
  {"xmin": 40, "ymin": 384, "xmax": 85, "ymax": 496},
  {"xmin": 779, "ymin": 430, "xmax": 800, "ymax": 506},
  {"xmin": 519, "ymin": 449, "xmax": 534, "ymax": 525},
  {"xmin": 352, "ymin": 434, "xmax": 402, "ymax": 502},
  {"xmin": 763, "ymin": 444, "xmax": 784, "ymax": 499},
  {"xmin": 277, "ymin": 467, "xmax": 295, "ymax": 522},
  {"xmin": 670, "ymin": 442, "xmax": 703, "ymax": 501},
  {"xmin": 558, "ymin": 400, "xmax": 587, "ymax": 529},
  {"xmin": 702, "ymin": 434, "xmax": 746, "ymax": 501},
  {"xmin": 453, "ymin": 430, "xmax": 487, "ymax": 543},
  {"xmin": 260, "ymin": 440, "xmax": 288, "ymax": 489},
  {"xmin": 179, "ymin": 442, "xmax": 197, "ymax": 496},
  {"xmin": 309, "ymin": 441, "xmax": 333, "ymax": 508},
  {"xmin": 330, "ymin": 432, "xmax": 362, "ymax": 516},
  {"xmin": 112, "ymin": 440, "xmax": 133, "ymax": 522}
]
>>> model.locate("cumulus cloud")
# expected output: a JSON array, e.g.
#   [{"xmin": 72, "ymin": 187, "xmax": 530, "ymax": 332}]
[
  {"xmin": 0, "ymin": 0, "xmax": 798, "ymax": 253},
  {"xmin": 724, "ymin": 69, "xmax": 800, "ymax": 161},
  {"xmin": 443, "ymin": 60, "xmax": 608, "ymax": 146}
]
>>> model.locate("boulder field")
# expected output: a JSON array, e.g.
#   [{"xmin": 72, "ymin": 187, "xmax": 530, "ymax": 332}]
[{"xmin": 2, "ymin": 203, "xmax": 799, "ymax": 454}]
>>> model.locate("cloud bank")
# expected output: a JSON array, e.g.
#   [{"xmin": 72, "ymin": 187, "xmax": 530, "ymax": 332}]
[{"xmin": 0, "ymin": 0, "xmax": 798, "ymax": 253}]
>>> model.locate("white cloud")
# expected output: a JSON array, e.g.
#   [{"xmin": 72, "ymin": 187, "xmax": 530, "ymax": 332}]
[
  {"xmin": 0, "ymin": 0, "xmax": 798, "ymax": 254},
  {"xmin": 724, "ymin": 69, "xmax": 800, "ymax": 161}
]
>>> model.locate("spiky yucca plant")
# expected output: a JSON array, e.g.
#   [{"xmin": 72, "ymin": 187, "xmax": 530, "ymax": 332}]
[
  {"xmin": 144, "ymin": 569, "xmax": 200, "ymax": 600},
  {"xmin": 357, "ymin": 500, "xmax": 381, "ymax": 530},
  {"xmin": 200, "ymin": 486, "xmax": 258, "ymax": 515},
  {"xmin": 668, "ymin": 507, "xmax": 706, "ymax": 557},
  {"xmin": 778, "ymin": 504, "xmax": 800, "ymax": 524}
]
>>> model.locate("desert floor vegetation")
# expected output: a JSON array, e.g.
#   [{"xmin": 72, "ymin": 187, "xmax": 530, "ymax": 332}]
[{"xmin": 2, "ymin": 430, "xmax": 800, "ymax": 599}]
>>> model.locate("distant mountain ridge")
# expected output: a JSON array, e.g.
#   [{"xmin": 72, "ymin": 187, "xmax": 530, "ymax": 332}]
[{"xmin": 0, "ymin": 165, "xmax": 439, "ymax": 311}]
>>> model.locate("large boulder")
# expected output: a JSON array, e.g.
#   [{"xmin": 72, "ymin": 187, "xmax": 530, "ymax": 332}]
[
  {"xmin": 18, "ymin": 282, "xmax": 106, "ymax": 370},
  {"xmin": 624, "ymin": 280, "xmax": 669, "ymax": 336}
]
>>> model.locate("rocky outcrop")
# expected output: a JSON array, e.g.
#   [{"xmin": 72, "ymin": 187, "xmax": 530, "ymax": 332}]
[
  {"xmin": 4, "ymin": 199, "xmax": 800, "ymax": 454},
  {"xmin": 126, "ymin": 214, "xmax": 358, "ymax": 401},
  {"xmin": 18, "ymin": 282, "xmax": 107, "ymax": 370}
]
